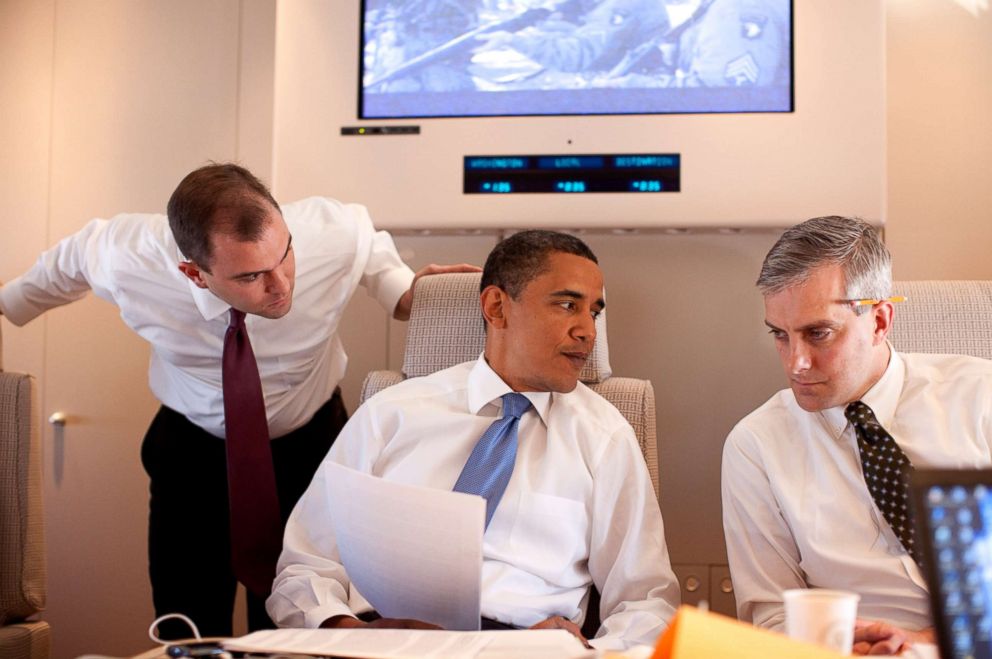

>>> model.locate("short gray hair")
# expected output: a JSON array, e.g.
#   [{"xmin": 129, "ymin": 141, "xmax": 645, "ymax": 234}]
[{"xmin": 757, "ymin": 216, "xmax": 891, "ymax": 314}]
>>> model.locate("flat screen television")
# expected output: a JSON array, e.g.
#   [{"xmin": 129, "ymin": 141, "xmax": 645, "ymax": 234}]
[{"xmin": 359, "ymin": 0, "xmax": 794, "ymax": 119}]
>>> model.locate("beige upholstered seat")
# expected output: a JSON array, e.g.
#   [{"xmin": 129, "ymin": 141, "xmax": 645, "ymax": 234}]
[
  {"xmin": 359, "ymin": 272, "xmax": 660, "ymax": 500},
  {"xmin": 0, "ymin": 326, "xmax": 50, "ymax": 659},
  {"xmin": 889, "ymin": 280, "xmax": 992, "ymax": 359}
]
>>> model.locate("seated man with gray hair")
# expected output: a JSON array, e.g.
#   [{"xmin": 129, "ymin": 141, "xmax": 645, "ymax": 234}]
[
  {"xmin": 722, "ymin": 216, "xmax": 992, "ymax": 654},
  {"xmin": 268, "ymin": 230, "xmax": 680, "ymax": 650}
]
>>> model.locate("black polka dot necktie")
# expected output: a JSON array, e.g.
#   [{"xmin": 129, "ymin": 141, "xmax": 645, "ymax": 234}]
[{"xmin": 845, "ymin": 400, "xmax": 921, "ymax": 566}]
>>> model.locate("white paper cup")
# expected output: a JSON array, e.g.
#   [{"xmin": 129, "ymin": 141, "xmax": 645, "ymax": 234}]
[{"xmin": 783, "ymin": 588, "xmax": 861, "ymax": 655}]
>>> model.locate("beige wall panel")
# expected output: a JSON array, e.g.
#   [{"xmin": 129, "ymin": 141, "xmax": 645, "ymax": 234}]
[
  {"xmin": 48, "ymin": 1, "xmax": 241, "ymax": 216},
  {"xmin": 0, "ymin": 0, "xmax": 53, "ymax": 378},
  {"xmin": 238, "ymin": 1, "xmax": 278, "ymax": 181},
  {"xmin": 41, "ymin": 2, "xmax": 248, "ymax": 657},
  {"xmin": 581, "ymin": 231, "xmax": 784, "ymax": 566},
  {"xmin": 885, "ymin": 1, "xmax": 992, "ymax": 280}
]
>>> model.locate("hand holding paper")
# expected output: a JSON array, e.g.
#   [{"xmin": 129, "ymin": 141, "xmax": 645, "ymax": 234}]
[
  {"xmin": 322, "ymin": 614, "xmax": 443, "ymax": 631},
  {"xmin": 323, "ymin": 461, "xmax": 486, "ymax": 631}
]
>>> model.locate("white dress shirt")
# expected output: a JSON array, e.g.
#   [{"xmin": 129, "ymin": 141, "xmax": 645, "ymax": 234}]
[
  {"xmin": 723, "ymin": 349, "xmax": 992, "ymax": 632},
  {"xmin": 0, "ymin": 197, "xmax": 413, "ymax": 438},
  {"xmin": 268, "ymin": 355, "xmax": 680, "ymax": 650}
]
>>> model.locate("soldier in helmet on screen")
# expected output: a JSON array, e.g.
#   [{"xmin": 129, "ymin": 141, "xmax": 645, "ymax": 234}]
[
  {"xmin": 475, "ymin": 0, "xmax": 670, "ymax": 81},
  {"xmin": 475, "ymin": 0, "xmax": 788, "ymax": 90},
  {"xmin": 668, "ymin": 0, "xmax": 788, "ymax": 88},
  {"xmin": 364, "ymin": 0, "xmax": 481, "ymax": 93}
]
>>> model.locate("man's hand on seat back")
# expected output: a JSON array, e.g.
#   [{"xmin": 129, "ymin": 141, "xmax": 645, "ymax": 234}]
[{"xmin": 392, "ymin": 263, "xmax": 482, "ymax": 321}]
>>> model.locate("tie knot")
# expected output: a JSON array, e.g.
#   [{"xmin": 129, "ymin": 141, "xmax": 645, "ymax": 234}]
[
  {"xmin": 501, "ymin": 393, "xmax": 531, "ymax": 420},
  {"xmin": 229, "ymin": 308, "xmax": 247, "ymax": 330},
  {"xmin": 845, "ymin": 400, "xmax": 878, "ymax": 428}
]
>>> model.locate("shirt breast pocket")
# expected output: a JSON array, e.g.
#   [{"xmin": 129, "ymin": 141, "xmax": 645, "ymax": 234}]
[{"xmin": 508, "ymin": 491, "xmax": 589, "ymax": 586}]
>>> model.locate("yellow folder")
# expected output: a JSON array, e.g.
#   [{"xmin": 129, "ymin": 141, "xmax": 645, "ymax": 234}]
[{"xmin": 651, "ymin": 606, "xmax": 846, "ymax": 659}]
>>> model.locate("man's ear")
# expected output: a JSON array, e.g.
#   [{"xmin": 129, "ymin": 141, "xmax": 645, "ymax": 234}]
[
  {"xmin": 480, "ymin": 285, "xmax": 509, "ymax": 330},
  {"xmin": 178, "ymin": 261, "xmax": 210, "ymax": 290},
  {"xmin": 871, "ymin": 300, "xmax": 895, "ymax": 345}
]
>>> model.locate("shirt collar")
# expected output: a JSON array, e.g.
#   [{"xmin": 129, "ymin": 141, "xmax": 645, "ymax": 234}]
[
  {"xmin": 174, "ymin": 242, "xmax": 232, "ymax": 322},
  {"xmin": 169, "ymin": 238, "xmax": 231, "ymax": 321},
  {"xmin": 820, "ymin": 343, "xmax": 904, "ymax": 436},
  {"xmin": 188, "ymin": 280, "xmax": 232, "ymax": 322},
  {"xmin": 467, "ymin": 354, "xmax": 551, "ymax": 425}
]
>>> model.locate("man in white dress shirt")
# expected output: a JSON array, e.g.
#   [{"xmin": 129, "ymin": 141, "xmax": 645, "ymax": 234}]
[
  {"xmin": 0, "ymin": 163, "xmax": 476, "ymax": 637},
  {"xmin": 722, "ymin": 216, "xmax": 992, "ymax": 655},
  {"xmin": 268, "ymin": 230, "xmax": 680, "ymax": 650}
]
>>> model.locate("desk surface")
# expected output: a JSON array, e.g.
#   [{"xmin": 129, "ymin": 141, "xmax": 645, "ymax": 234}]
[{"xmin": 118, "ymin": 638, "xmax": 940, "ymax": 659}]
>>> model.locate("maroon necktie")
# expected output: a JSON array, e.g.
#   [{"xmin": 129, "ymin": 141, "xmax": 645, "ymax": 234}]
[{"xmin": 222, "ymin": 308, "xmax": 282, "ymax": 597}]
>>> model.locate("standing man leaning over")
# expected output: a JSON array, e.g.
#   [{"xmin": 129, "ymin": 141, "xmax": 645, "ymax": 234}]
[
  {"xmin": 722, "ymin": 216, "xmax": 992, "ymax": 655},
  {"xmin": 268, "ymin": 230, "xmax": 680, "ymax": 650},
  {"xmin": 0, "ymin": 163, "xmax": 477, "ymax": 638}
]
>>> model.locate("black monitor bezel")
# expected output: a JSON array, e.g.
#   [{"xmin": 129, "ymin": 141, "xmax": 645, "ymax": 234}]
[{"xmin": 910, "ymin": 468, "xmax": 992, "ymax": 659}]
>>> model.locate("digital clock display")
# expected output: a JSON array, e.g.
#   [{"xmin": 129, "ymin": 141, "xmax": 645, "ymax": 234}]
[{"xmin": 464, "ymin": 153, "xmax": 680, "ymax": 194}]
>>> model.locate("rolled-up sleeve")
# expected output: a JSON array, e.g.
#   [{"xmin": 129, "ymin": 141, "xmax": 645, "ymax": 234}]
[
  {"xmin": 588, "ymin": 427, "xmax": 680, "ymax": 650},
  {"xmin": 0, "ymin": 218, "xmax": 116, "ymax": 325},
  {"xmin": 722, "ymin": 424, "xmax": 805, "ymax": 631},
  {"xmin": 350, "ymin": 205, "xmax": 413, "ymax": 316},
  {"xmin": 267, "ymin": 400, "xmax": 384, "ymax": 627},
  {"xmin": 364, "ymin": 232, "xmax": 414, "ymax": 316},
  {"xmin": 266, "ymin": 460, "xmax": 356, "ymax": 628}
]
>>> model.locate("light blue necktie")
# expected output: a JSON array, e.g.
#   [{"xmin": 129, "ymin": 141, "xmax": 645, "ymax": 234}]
[{"xmin": 453, "ymin": 392, "xmax": 532, "ymax": 529}]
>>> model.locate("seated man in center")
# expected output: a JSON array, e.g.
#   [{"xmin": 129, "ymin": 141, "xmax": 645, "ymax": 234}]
[{"xmin": 267, "ymin": 230, "xmax": 680, "ymax": 649}]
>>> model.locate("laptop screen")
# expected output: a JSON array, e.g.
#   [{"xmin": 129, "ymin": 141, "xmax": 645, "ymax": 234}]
[{"xmin": 912, "ymin": 469, "xmax": 992, "ymax": 659}]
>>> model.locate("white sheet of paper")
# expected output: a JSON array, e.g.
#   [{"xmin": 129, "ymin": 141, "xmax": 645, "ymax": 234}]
[
  {"xmin": 898, "ymin": 644, "xmax": 940, "ymax": 659},
  {"xmin": 324, "ymin": 460, "xmax": 486, "ymax": 631},
  {"xmin": 224, "ymin": 628, "xmax": 592, "ymax": 659}
]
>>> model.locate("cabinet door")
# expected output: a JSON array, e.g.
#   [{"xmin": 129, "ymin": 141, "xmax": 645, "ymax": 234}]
[
  {"xmin": 0, "ymin": 0, "xmax": 51, "ymax": 381},
  {"xmin": 36, "ymin": 2, "xmax": 268, "ymax": 657}
]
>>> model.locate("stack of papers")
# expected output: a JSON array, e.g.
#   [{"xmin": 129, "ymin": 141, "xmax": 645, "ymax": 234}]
[
  {"xmin": 224, "ymin": 628, "xmax": 593, "ymax": 659},
  {"xmin": 223, "ymin": 608, "xmax": 940, "ymax": 659}
]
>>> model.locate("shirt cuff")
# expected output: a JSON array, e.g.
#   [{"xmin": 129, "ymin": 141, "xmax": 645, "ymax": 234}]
[
  {"xmin": 303, "ymin": 602, "xmax": 361, "ymax": 629},
  {"xmin": 0, "ymin": 276, "xmax": 42, "ymax": 327},
  {"xmin": 377, "ymin": 266, "xmax": 415, "ymax": 317}
]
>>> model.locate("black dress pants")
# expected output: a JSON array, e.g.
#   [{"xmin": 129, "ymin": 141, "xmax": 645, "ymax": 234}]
[{"xmin": 140, "ymin": 390, "xmax": 348, "ymax": 640}]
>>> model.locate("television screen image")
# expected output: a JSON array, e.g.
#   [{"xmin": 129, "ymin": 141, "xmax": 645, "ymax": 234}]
[{"xmin": 360, "ymin": 0, "xmax": 794, "ymax": 118}]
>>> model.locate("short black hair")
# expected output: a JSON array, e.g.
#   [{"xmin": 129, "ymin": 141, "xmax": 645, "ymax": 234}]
[
  {"xmin": 167, "ymin": 162, "xmax": 281, "ymax": 270},
  {"xmin": 481, "ymin": 230, "xmax": 598, "ymax": 299}
]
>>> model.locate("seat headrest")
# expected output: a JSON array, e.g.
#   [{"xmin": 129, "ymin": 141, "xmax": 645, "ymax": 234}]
[
  {"xmin": 402, "ymin": 272, "xmax": 612, "ymax": 383},
  {"xmin": 889, "ymin": 280, "xmax": 992, "ymax": 359}
]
